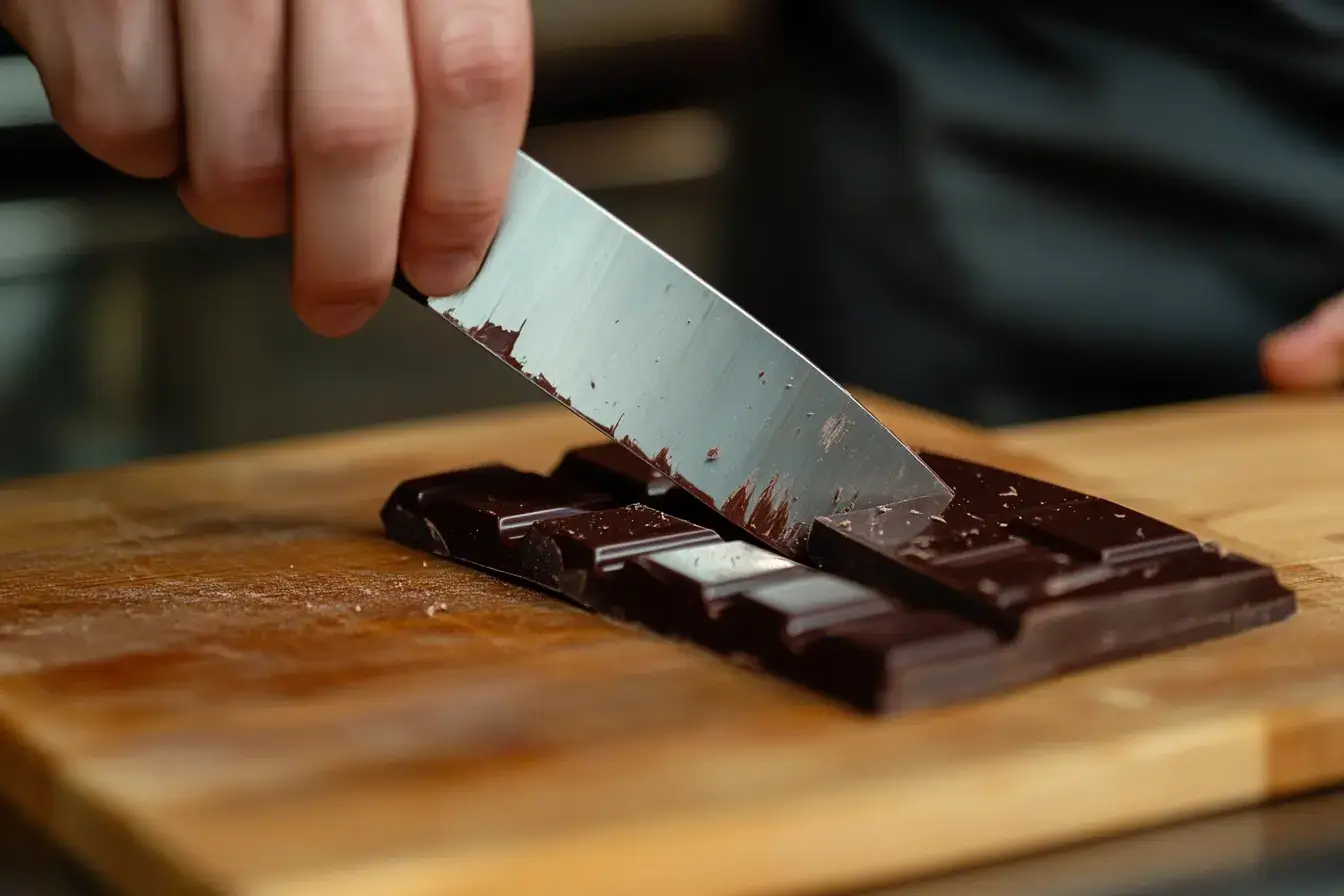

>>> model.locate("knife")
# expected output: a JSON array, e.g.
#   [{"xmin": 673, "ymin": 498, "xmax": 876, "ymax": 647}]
[{"xmin": 393, "ymin": 151, "xmax": 950, "ymax": 558}]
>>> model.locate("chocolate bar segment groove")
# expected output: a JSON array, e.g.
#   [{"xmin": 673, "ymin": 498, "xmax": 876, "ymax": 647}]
[{"xmin": 1010, "ymin": 499, "xmax": 1200, "ymax": 564}]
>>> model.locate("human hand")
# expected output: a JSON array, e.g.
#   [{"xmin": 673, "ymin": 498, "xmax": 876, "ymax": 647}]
[
  {"xmin": 1261, "ymin": 293, "xmax": 1344, "ymax": 391},
  {"xmin": 1, "ymin": 0, "xmax": 533, "ymax": 337}
]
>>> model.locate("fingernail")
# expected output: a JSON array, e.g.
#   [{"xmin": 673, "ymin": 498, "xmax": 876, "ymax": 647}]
[
  {"xmin": 306, "ymin": 301, "xmax": 379, "ymax": 337},
  {"xmin": 405, "ymin": 251, "xmax": 482, "ymax": 296}
]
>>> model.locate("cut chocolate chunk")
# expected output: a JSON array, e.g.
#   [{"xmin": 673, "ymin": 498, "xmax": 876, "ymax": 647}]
[
  {"xmin": 622, "ymin": 541, "xmax": 801, "ymax": 645},
  {"xmin": 518, "ymin": 504, "xmax": 721, "ymax": 610},
  {"xmin": 552, "ymin": 443, "xmax": 677, "ymax": 500},
  {"xmin": 385, "ymin": 464, "xmax": 616, "ymax": 574}
]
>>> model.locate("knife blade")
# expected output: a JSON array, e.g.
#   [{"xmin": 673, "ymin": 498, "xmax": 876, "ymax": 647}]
[{"xmin": 394, "ymin": 151, "xmax": 950, "ymax": 557}]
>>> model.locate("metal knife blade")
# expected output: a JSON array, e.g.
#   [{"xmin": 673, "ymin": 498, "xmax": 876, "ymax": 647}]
[{"xmin": 395, "ymin": 151, "xmax": 951, "ymax": 557}]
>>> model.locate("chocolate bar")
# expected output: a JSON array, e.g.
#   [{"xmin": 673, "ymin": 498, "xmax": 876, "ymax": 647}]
[{"xmin": 382, "ymin": 444, "xmax": 1295, "ymax": 715}]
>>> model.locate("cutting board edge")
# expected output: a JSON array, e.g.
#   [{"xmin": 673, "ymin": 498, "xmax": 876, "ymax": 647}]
[{"xmin": 211, "ymin": 706, "xmax": 1344, "ymax": 896}]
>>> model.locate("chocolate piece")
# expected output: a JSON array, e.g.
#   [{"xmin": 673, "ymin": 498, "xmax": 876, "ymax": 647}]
[
  {"xmin": 810, "ymin": 502, "xmax": 1287, "ymax": 637},
  {"xmin": 382, "ymin": 444, "xmax": 1296, "ymax": 717},
  {"xmin": 622, "ymin": 541, "xmax": 801, "ymax": 645},
  {"xmin": 788, "ymin": 609, "xmax": 1001, "ymax": 713},
  {"xmin": 808, "ymin": 454, "xmax": 1296, "ymax": 693},
  {"xmin": 383, "ymin": 464, "xmax": 616, "ymax": 573},
  {"xmin": 552, "ymin": 443, "xmax": 677, "ymax": 501},
  {"xmin": 552, "ymin": 442, "xmax": 765, "ymax": 542},
  {"xmin": 724, "ymin": 574, "xmax": 893, "ymax": 653},
  {"xmin": 519, "ymin": 504, "xmax": 721, "ymax": 610},
  {"xmin": 379, "ymin": 465, "xmax": 519, "ymax": 555}
]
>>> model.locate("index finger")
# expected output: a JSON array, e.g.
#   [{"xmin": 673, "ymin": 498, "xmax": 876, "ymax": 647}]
[{"xmin": 399, "ymin": 0, "xmax": 532, "ymax": 298}]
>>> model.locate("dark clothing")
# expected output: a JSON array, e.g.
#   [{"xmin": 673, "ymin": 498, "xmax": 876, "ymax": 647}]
[{"xmin": 723, "ymin": 0, "xmax": 1344, "ymax": 425}]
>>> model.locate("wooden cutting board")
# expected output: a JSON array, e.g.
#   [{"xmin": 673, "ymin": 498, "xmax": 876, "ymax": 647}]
[{"xmin": 1, "ymin": 393, "xmax": 1341, "ymax": 896}]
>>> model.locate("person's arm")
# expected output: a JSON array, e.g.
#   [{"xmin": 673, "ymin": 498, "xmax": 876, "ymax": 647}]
[
  {"xmin": 0, "ymin": 0, "xmax": 533, "ymax": 338},
  {"xmin": 1262, "ymin": 293, "xmax": 1344, "ymax": 390}
]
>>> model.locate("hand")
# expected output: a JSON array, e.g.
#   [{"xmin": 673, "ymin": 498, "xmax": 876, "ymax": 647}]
[
  {"xmin": 1, "ymin": 0, "xmax": 533, "ymax": 337},
  {"xmin": 1261, "ymin": 293, "xmax": 1344, "ymax": 391}
]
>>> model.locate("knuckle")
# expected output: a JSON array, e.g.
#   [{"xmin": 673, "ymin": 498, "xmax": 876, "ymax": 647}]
[
  {"xmin": 194, "ymin": 154, "xmax": 288, "ymax": 200},
  {"xmin": 294, "ymin": 98, "xmax": 414, "ymax": 167},
  {"xmin": 59, "ymin": 49, "xmax": 178, "ymax": 168},
  {"xmin": 419, "ymin": 11, "xmax": 530, "ymax": 108},
  {"xmin": 63, "ymin": 85, "xmax": 173, "ymax": 154},
  {"xmin": 405, "ymin": 190, "xmax": 501, "ymax": 246}
]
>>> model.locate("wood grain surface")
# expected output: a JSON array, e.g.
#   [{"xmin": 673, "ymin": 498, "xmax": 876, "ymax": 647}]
[{"xmin": 1, "ymin": 393, "xmax": 1341, "ymax": 896}]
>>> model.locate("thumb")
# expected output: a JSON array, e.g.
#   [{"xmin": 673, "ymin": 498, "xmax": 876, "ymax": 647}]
[{"xmin": 1261, "ymin": 293, "xmax": 1344, "ymax": 391}]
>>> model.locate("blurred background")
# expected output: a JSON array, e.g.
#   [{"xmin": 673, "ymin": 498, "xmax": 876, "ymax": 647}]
[
  {"xmin": 3, "ymin": 0, "xmax": 1339, "ymax": 485},
  {"xmin": 0, "ymin": 0, "xmax": 744, "ymax": 483}
]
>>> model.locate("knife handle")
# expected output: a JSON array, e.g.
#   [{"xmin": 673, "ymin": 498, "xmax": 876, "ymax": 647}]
[{"xmin": 392, "ymin": 268, "xmax": 431, "ymax": 306}]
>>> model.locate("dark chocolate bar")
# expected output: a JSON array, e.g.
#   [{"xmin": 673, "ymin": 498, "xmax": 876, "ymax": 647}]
[{"xmin": 381, "ymin": 445, "xmax": 1296, "ymax": 716}]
